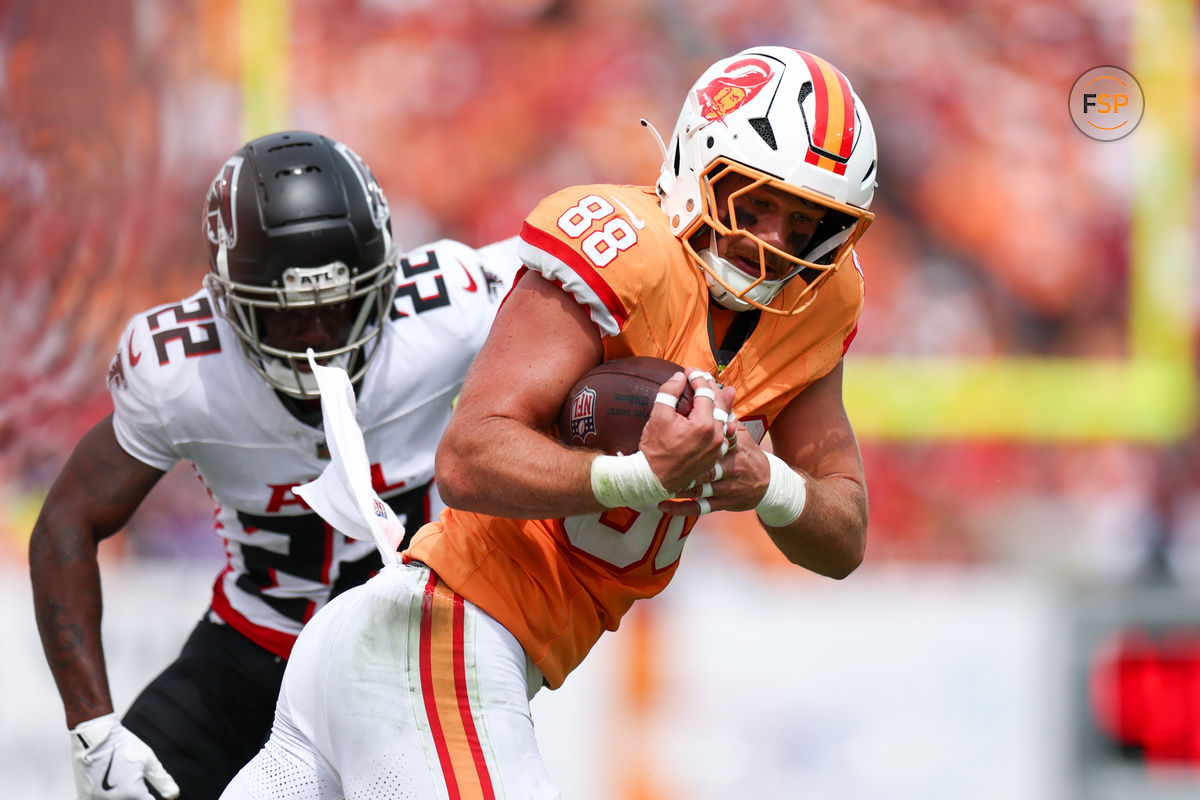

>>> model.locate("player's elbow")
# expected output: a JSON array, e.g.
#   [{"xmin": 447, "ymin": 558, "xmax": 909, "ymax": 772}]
[
  {"xmin": 434, "ymin": 427, "xmax": 487, "ymax": 511},
  {"xmin": 814, "ymin": 477, "xmax": 868, "ymax": 578},
  {"xmin": 796, "ymin": 531, "xmax": 865, "ymax": 579},
  {"xmin": 434, "ymin": 445, "xmax": 467, "ymax": 510},
  {"xmin": 434, "ymin": 465, "xmax": 475, "ymax": 511},
  {"xmin": 774, "ymin": 502, "xmax": 868, "ymax": 579},
  {"xmin": 826, "ymin": 508, "xmax": 869, "ymax": 579},
  {"xmin": 823, "ymin": 535, "xmax": 866, "ymax": 579},
  {"xmin": 28, "ymin": 505, "xmax": 100, "ymax": 592}
]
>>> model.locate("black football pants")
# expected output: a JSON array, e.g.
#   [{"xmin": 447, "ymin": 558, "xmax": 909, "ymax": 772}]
[{"xmin": 122, "ymin": 616, "xmax": 286, "ymax": 800}]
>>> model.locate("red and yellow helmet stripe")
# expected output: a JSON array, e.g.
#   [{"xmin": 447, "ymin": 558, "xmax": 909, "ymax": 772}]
[{"xmin": 796, "ymin": 50, "xmax": 857, "ymax": 176}]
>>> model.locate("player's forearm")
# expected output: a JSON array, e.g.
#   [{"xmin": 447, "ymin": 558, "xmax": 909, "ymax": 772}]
[
  {"xmin": 29, "ymin": 521, "xmax": 114, "ymax": 727},
  {"xmin": 436, "ymin": 415, "xmax": 607, "ymax": 520},
  {"xmin": 761, "ymin": 471, "xmax": 867, "ymax": 578}
]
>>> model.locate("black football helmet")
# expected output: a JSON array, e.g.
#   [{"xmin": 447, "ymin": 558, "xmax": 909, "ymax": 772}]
[{"xmin": 202, "ymin": 131, "xmax": 398, "ymax": 398}]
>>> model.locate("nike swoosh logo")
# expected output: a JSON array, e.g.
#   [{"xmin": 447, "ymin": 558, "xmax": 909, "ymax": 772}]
[
  {"xmin": 609, "ymin": 194, "xmax": 646, "ymax": 230},
  {"xmin": 459, "ymin": 261, "xmax": 478, "ymax": 293},
  {"xmin": 128, "ymin": 330, "xmax": 142, "ymax": 367},
  {"xmin": 101, "ymin": 754, "xmax": 116, "ymax": 790}
]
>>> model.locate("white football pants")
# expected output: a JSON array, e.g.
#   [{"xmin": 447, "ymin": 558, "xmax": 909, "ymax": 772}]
[{"xmin": 219, "ymin": 563, "xmax": 558, "ymax": 799}]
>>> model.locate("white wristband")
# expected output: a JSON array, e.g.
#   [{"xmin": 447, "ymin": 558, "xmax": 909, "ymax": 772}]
[
  {"xmin": 755, "ymin": 453, "xmax": 808, "ymax": 527},
  {"xmin": 591, "ymin": 452, "xmax": 671, "ymax": 509}
]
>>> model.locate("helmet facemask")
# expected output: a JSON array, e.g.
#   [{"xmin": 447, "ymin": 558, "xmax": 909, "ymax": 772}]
[
  {"xmin": 654, "ymin": 47, "xmax": 879, "ymax": 316},
  {"xmin": 202, "ymin": 131, "xmax": 399, "ymax": 399},
  {"xmin": 205, "ymin": 253, "xmax": 398, "ymax": 398},
  {"xmin": 684, "ymin": 159, "xmax": 873, "ymax": 314}
]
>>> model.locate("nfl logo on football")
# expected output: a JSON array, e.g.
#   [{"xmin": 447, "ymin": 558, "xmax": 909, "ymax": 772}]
[{"xmin": 569, "ymin": 386, "xmax": 598, "ymax": 442}]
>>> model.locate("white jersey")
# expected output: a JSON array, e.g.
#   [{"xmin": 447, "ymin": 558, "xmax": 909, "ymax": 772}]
[{"xmin": 105, "ymin": 238, "xmax": 518, "ymax": 658}]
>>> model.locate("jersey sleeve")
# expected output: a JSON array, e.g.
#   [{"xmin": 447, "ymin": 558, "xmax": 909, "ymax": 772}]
[
  {"xmin": 107, "ymin": 315, "xmax": 182, "ymax": 472},
  {"xmin": 390, "ymin": 238, "xmax": 521, "ymax": 364},
  {"xmin": 517, "ymin": 185, "xmax": 665, "ymax": 338},
  {"xmin": 475, "ymin": 236, "xmax": 522, "ymax": 299}
]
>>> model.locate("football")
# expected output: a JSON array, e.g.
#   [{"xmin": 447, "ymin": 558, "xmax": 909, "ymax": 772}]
[{"xmin": 557, "ymin": 356, "xmax": 694, "ymax": 455}]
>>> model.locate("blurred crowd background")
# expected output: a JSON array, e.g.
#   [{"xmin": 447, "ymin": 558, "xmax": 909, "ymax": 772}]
[{"xmin": 0, "ymin": 1, "xmax": 1195, "ymax": 583}]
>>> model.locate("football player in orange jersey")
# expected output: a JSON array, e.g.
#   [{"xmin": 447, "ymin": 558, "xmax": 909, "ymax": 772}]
[{"xmin": 222, "ymin": 46, "xmax": 877, "ymax": 799}]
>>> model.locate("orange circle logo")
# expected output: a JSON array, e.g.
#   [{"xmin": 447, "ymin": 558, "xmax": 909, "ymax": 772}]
[{"xmin": 1069, "ymin": 66, "xmax": 1144, "ymax": 141}]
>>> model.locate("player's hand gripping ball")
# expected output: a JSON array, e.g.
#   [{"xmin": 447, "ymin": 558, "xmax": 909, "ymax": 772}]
[{"xmin": 557, "ymin": 356, "xmax": 694, "ymax": 456}]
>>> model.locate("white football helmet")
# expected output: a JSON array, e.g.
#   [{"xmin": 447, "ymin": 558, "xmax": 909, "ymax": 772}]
[{"xmin": 654, "ymin": 46, "xmax": 877, "ymax": 315}]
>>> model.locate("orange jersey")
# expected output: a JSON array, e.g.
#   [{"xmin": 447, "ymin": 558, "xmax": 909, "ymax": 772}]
[{"xmin": 405, "ymin": 184, "xmax": 863, "ymax": 688}]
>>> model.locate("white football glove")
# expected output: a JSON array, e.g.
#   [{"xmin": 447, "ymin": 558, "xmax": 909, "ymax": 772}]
[{"xmin": 70, "ymin": 713, "xmax": 180, "ymax": 800}]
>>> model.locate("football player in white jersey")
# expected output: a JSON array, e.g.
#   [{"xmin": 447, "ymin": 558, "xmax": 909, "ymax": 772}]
[{"xmin": 29, "ymin": 130, "xmax": 518, "ymax": 800}]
